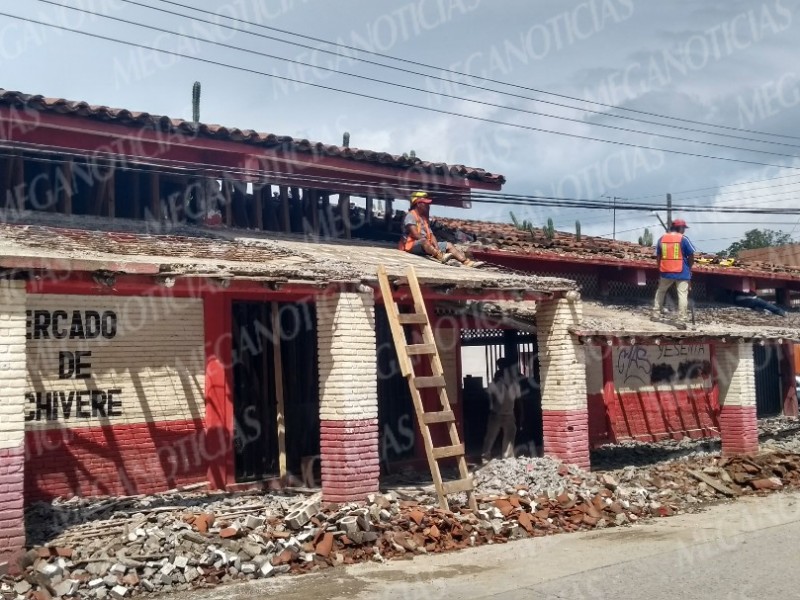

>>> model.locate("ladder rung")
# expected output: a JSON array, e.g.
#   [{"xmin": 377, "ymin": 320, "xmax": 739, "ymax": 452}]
[
  {"xmin": 397, "ymin": 313, "xmax": 428, "ymax": 325},
  {"xmin": 414, "ymin": 376, "xmax": 446, "ymax": 389},
  {"xmin": 431, "ymin": 444, "xmax": 464, "ymax": 460},
  {"xmin": 421, "ymin": 410, "xmax": 455, "ymax": 425},
  {"xmin": 441, "ymin": 478, "xmax": 474, "ymax": 495},
  {"xmin": 406, "ymin": 343, "xmax": 437, "ymax": 356}
]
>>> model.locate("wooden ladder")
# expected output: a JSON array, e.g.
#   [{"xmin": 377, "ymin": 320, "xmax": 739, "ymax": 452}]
[{"xmin": 377, "ymin": 265, "xmax": 477, "ymax": 512}]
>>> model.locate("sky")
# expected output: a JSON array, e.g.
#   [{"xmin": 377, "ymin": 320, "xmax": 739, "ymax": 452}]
[{"xmin": 2, "ymin": 0, "xmax": 800, "ymax": 252}]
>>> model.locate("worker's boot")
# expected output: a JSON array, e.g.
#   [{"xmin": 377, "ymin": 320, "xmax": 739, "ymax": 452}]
[{"xmin": 438, "ymin": 252, "xmax": 454, "ymax": 264}]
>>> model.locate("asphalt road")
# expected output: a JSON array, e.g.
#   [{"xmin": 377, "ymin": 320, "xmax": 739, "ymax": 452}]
[{"xmin": 162, "ymin": 491, "xmax": 800, "ymax": 600}]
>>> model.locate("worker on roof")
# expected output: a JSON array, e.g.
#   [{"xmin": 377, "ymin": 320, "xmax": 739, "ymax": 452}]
[
  {"xmin": 399, "ymin": 191, "xmax": 481, "ymax": 267},
  {"xmin": 653, "ymin": 218, "xmax": 696, "ymax": 325}
]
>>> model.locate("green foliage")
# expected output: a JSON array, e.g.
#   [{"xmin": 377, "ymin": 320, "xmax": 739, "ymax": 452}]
[
  {"xmin": 718, "ymin": 228, "xmax": 793, "ymax": 258},
  {"xmin": 575, "ymin": 220, "xmax": 581, "ymax": 241},
  {"xmin": 342, "ymin": 132, "xmax": 350, "ymax": 147},
  {"xmin": 192, "ymin": 81, "xmax": 201, "ymax": 124},
  {"xmin": 544, "ymin": 217, "xmax": 555, "ymax": 240},
  {"xmin": 638, "ymin": 227, "xmax": 653, "ymax": 247}
]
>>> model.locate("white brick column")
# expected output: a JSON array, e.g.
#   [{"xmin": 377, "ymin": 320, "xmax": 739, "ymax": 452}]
[
  {"xmin": 715, "ymin": 342, "xmax": 758, "ymax": 455},
  {"xmin": 536, "ymin": 296, "xmax": 590, "ymax": 469},
  {"xmin": 317, "ymin": 291, "xmax": 379, "ymax": 503},
  {"xmin": 0, "ymin": 281, "xmax": 27, "ymax": 573}
]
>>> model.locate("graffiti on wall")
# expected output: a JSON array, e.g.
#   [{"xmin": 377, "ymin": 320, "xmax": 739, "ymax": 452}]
[{"xmin": 614, "ymin": 344, "xmax": 712, "ymax": 389}]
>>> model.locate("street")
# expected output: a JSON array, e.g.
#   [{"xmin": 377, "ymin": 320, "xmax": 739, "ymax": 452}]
[{"xmin": 161, "ymin": 491, "xmax": 800, "ymax": 600}]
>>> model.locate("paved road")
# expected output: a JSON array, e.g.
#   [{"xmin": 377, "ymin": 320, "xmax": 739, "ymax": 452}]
[{"xmin": 163, "ymin": 492, "xmax": 800, "ymax": 600}]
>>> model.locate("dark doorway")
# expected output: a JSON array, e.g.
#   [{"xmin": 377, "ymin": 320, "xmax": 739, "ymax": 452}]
[
  {"xmin": 460, "ymin": 329, "xmax": 543, "ymax": 458},
  {"xmin": 231, "ymin": 301, "xmax": 320, "ymax": 483},
  {"xmin": 754, "ymin": 343, "xmax": 782, "ymax": 417},
  {"xmin": 376, "ymin": 306, "xmax": 416, "ymax": 467}
]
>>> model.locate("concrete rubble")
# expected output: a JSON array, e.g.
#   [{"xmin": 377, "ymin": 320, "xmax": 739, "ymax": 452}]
[{"xmin": 2, "ymin": 419, "xmax": 800, "ymax": 598}]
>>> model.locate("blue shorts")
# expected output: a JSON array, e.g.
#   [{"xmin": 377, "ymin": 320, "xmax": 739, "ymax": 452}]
[{"xmin": 409, "ymin": 240, "xmax": 448, "ymax": 255}]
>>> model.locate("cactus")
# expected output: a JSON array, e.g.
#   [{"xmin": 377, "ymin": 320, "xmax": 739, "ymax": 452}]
[
  {"xmin": 575, "ymin": 220, "xmax": 581, "ymax": 241},
  {"xmin": 510, "ymin": 211, "xmax": 520, "ymax": 228},
  {"xmin": 544, "ymin": 217, "xmax": 555, "ymax": 240},
  {"xmin": 638, "ymin": 227, "xmax": 654, "ymax": 246},
  {"xmin": 410, "ymin": 149, "xmax": 416, "ymax": 159},
  {"xmin": 192, "ymin": 81, "xmax": 201, "ymax": 124},
  {"xmin": 342, "ymin": 131, "xmax": 350, "ymax": 147}
]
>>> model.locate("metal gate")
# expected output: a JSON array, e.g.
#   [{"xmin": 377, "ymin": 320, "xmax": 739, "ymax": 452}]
[{"xmin": 754, "ymin": 344, "xmax": 782, "ymax": 417}]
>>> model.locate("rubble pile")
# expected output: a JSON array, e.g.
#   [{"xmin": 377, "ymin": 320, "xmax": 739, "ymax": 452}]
[{"xmin": 5, "ymin": 430, "xmax": 800, "ymax": 598}]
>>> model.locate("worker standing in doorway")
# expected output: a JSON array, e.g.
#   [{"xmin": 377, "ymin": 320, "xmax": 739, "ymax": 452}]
[
  {"xmin": 481, "ymin": 357, "xmax": 521, "ymax": 464},
  {"xmin": 399, "ymin": 191, "xmax": 481, "ymax": 267},
  {"xmin": 653, "ymin": 218, "xmax": 696, "ymax": 327}
]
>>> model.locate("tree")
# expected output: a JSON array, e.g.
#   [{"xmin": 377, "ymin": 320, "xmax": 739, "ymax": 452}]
[
  {"xmin": 718, "ymin": 228, "xmax": 793, "ymax": 258},
  {"xmin": 638, "ymin": 227, "xmax": 653, "ymax": 247}
]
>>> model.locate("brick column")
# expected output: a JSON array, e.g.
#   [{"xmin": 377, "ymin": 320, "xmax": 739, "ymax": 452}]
[
  {"xmin": 317, "ymin": 291, "xmax": 379, "ymax": 503},
  {"xmin": 536, "ymin": 296, "xmax": 590, "ymax": 469},
  {"xmin": 0, "ymin": 281, "xmax": 27, "ymax": 573},
  {"xmin": 715, "ymin": 342, "xmax": 758, "ymax": 455}
]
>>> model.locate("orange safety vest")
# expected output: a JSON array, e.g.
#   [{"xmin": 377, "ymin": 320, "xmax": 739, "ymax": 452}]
[
  {"xmin": 659, "ymin": 232, "xmax": 684, "ymax": 273},
  {"xmin": 399, "ymin": 209, "xmax": 434, "ymax": 251}
]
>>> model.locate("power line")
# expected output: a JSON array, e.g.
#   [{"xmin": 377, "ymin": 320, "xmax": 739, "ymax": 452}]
[
  {"xmin": 8, "ymin": 141, "xmax": 800, "ymax": 217},
  {"xmin": 137, "ymin": 0, "xmax": 800, "ymax": 143},
  {"xmin": 9, "ymin": 11, "xmax": 800, "ymax": 174},
  {"xmin": 626, "ymin": 172, "xmax": 800, "ymax": 200},
  {"xmin": 35, "ymin": 0, "xmax": 800, "ymax": 162}
]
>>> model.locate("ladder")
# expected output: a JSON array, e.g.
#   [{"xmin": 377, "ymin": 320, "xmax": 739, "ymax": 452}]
[{"xmin": 377, "ymin": 265, "xmax": 477, "ymax": 512}]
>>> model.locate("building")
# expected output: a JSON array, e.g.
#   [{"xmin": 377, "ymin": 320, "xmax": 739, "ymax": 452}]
[
  {"xmin": 433, "ymin": 217, "xmax": 800, "ymax": 451},
  {"xmin": 0, "ymin": 89, "xmax": 583, "ymax": 569}
]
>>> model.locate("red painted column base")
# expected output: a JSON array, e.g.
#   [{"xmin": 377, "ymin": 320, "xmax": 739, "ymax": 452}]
[
  {"xmin": 0, "ymin": 445, "xmax": 25, "ymax": 575},
  {"xmin": 542, "ymin": 409, "xmax": 590, "ymax": 470},
  {"xmin": 719, "ymin": 405, "xmax": 758, "ymax": 456},
  {"xmin": 320, "ymin": 419, "xmax": 380, "ymax": 503}
]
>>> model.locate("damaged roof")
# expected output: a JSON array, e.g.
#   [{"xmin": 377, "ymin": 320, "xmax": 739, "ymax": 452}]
[
  {"xmin": 0, "ymin": 89, "xmax": 504, "ymax": 185},
  {"xmin": 0, "ymin": 212, "xmax": 573, "ymax": 294},
  {"xmin": 574, "ymin": 300, "xmax": 800, "ymax": 343},
  {"xmin": 434, "ymin": 217, "xmax": 800, "ymax": 281}
]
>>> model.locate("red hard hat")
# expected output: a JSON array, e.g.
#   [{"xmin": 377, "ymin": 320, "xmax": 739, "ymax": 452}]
[{"xmin": 672, "ymin": 218, "xmax": 688, "ymax": 228}]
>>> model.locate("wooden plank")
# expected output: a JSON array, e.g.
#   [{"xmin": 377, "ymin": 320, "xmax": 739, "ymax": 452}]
[
  {"xmin": 406, "ymin": 343, "xmax": 437, "ymax": 355},
  {"xmin": 149, "ymin": 172, "xmax": 160, "ymax": 222},
  {"xmin": 60, "ymin": 160, "xmax": 73, "ymax": 215},
  {"xmin": 365, "ymin": 196, "xmax": 373, "ymax": 225},
  {"xmin": 687, "ymin": 469, "xmax": 738, "ymax": 496},
  {"xmin": 376, "ymin": 265, "xmax": 412, "ymax": 378},
  {"xmin": 414, "ymin": 376, "xmax": 446, "ymax": 389},
  {"xmin": 397, "ymin": 313, "xmax": 427, "ymax": 325},
  {"xmin": 441, "ymin": 478, "xmax": 475, "ymax": 495},
  {"xmin": 421, "ymin": 410, "xmax": 455, "ymax": 425},
  {"xmin": 253, "ymin": 184, "xmax": 264, "ymax": 229},
  {"xmin": 384, "ymin": 198, "xmax": 393, "ymax": 232},
  {"xmin": 223, "ymin": 180, "xmax": 232, "ymax": 227},
  {"xmin": 272, "ymin": 303, "xmax": 287, "ymax": 478},
  {"xmin": 107, "ymin": 166, "xmax": 116, "ymax": 218},
  {"xmin": 338, "ymin": 193, "xmax": 351, "ymax": 238},
  {"xmin": 279, "ymin": 185, "xmax": 290, "ymax": 232},
  {"xmin": 431, "ymin": 444, "xmax": 464, "ymax": 460}
]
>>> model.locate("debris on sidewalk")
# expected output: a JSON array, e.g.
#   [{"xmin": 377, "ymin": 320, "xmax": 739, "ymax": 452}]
[{"xmin": 4, "ymin": 424, "xmax": 800, "ymax": 598}]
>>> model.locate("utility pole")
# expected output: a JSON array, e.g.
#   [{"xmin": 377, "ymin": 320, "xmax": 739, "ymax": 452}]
[
  {"xmin": 601, "ymin": 194, "xmax": 621, "ymax": 239},
  {"xmin": 666, "ymin": 193, "xmax": 672, "ymax": 229}
]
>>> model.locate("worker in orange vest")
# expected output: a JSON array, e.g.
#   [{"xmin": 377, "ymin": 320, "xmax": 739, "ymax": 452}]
[
  {"xmin": 653, "ymin": 218, "xmax": 696, "ymax": 325},
  {"xmin": 399, "ymin": 191, "xmax": 481, "ymax": 267}
]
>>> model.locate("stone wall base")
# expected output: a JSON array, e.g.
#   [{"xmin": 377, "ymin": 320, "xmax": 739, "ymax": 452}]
[
  {"xmin": 320, "ymin": 419, "xmax": 379, "ymax": 503},
  {"xmin": 0, "ymin": 445, "xmax": 25, "ymax": 574},
  {"xmin": 542, "ymin": 409, "xmax": 590, "ymax": 470},
  {"xmin": 719, "ymin": 405, "xmax": 758, "ymax": 456}
]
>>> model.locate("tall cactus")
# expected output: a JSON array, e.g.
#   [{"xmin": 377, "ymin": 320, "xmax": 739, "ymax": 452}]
[
  {"xmin": 545, "ymin": 217, "xmax": 555, "ymax": 240},
  {"xmin": 342, "ymin": 131, "xmax": 350, "ymax": 147},
  {"xmin": 192, "ymin": 81, "xmax": 201, "ymax": 124},
  {"xmin": 638, "ymin": 227, "xmax": 654, "ymax": 246}
]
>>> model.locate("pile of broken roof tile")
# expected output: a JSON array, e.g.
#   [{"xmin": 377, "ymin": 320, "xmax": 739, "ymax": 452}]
[{"xmin": 4, "ymin": 446, "xmax": 800, "ymax": 599}]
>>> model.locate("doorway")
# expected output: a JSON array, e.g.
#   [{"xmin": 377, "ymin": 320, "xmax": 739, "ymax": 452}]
[{"xmin": 231, "ymin": 301, "xmax": 319, "ymax": 483}]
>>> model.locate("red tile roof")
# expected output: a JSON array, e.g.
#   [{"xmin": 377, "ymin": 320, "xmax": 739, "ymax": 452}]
[
  {"xmin": 0, "ymin": 89, "xmax": 504, "ymax": 185},
  {"xmin": 434, "ymin": 217, "xmax": 800, "ymax": 281}
]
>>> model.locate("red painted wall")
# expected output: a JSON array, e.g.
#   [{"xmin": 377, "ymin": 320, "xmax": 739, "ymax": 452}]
[
  {"xmin": 25, "ymin": 419, "xmax": 206, "ymax": 501},
  {"xmin": 587, "ymin": 345, "xmax": 720, "ymax": 445}
]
